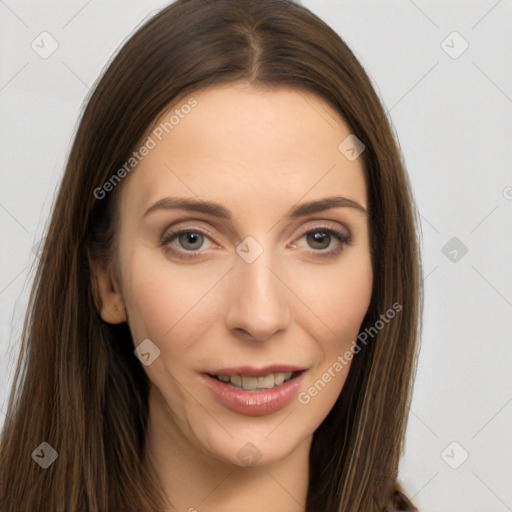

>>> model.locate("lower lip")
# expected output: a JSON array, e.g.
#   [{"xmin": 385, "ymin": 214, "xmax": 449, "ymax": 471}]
[{"xmin": 202, "ymin": 371, "xmax": 305, "ymax": 416}]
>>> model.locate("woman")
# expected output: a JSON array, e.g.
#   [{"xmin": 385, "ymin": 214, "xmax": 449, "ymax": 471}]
[{"xmin": 0, "ymin": 0, "xmax": 422, "ymax": 510}]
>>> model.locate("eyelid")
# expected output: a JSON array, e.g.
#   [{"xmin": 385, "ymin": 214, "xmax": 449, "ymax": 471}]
[
  {"xmin": 157, "ymin": 215, "xmax": 350, "ymax": 240},
  {"xmin": 293, "ymin": 219, "xmax": 350, "ymax": 238},
  {"xmin": 159, "ymin": 219, "xmax": 349, "ymax": 243},
  {"xmin": 160, "ymin": 219, "xmax": 217, "ymax": 235}
]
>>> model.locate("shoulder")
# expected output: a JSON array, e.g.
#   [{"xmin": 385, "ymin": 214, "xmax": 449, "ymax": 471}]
[{"xmin": 387, "ymin": 489, "xmax": 418, "ymax": 511}]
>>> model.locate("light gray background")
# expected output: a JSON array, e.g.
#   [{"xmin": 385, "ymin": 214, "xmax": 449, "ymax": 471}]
[{"xmin": 1, "ymin": 1, "xmax": 511, "ymax": 511}]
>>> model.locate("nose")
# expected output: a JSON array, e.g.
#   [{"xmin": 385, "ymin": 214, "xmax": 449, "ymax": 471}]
[{"xmin": 224, "ymin": 245, "xmax": 291, "ymax": 342}]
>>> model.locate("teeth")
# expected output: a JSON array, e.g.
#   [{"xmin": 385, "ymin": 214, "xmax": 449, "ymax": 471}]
[
  {"xmin": 242, "ymin": 376, "xmax": 258, "ymax": 391},
  {"xmin": 256, "ymin": 374, "xmax": 275, "ymax": 388},
  {"xmin": 230, "ymin": 375, "xmax": 242, "ymax": 387},
  {"xmin": 274, "ymin": 373, "xmax": 286, "ymax": 386},
  {"xmin": 214, "ymin": 372, "xmax": 294, "ymax": 391}
]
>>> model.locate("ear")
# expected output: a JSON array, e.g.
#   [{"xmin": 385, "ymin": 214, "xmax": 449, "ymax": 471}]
[{"xmin": 90, "ymin": 260, "xmax": 127, "ymax": 324}]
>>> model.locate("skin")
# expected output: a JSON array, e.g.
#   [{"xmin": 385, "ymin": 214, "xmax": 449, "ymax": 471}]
[{"xmin": 93, "ymin": 82, "xmax": 373, "ymax": 512}]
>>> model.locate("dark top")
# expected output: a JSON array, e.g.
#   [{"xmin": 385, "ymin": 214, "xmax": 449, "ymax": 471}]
[{"xmin": 388, "ymin": 490, "xmax": 418, "ymax": 511}]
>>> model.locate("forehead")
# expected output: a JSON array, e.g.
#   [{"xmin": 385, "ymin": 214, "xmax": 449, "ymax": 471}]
[{"xmin": 121, "ymin": 82, "xmax": 368, "ymax": 219}]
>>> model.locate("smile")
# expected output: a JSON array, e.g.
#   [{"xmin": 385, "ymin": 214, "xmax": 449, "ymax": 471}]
[
  {"xmin": 202, "ymin": 369, "xmax": 306, "ymax": 416},
  {"xmin": 209, "ymin": 372, "xmax": 296, "ymax": 391}
]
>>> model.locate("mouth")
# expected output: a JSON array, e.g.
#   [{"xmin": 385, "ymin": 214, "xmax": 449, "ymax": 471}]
[
  {"xmin": 202, "ymin": 366, "xmax": 307, "ymax": 416},
  {"xmin": 206, "ymin": 370, "xmax": 303, "ymax": 392}
]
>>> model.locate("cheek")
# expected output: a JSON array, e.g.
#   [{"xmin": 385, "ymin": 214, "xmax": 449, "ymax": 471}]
[
  {"xmin": 291, "ymin": 250, "xmax": 373, "ymax": 348},
  {"xmin": 294, "ymin": 255, "xmax": 372, "ymax": 419},
  {"xmin": 120, "ymin": 247, "xmax": 225, "ymax": 347}
]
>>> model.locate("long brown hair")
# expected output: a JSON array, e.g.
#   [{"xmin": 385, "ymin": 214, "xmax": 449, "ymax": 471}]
[{"xmin": 0, "ymin": 1, "xmax": 423, "ymax": 510}]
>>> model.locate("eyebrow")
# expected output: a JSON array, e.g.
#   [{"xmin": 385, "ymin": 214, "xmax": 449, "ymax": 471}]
[{"xmin": 143, "ymin": 195, "xmax": 368, "ymax": 219}]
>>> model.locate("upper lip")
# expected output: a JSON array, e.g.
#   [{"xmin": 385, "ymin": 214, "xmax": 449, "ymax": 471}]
[{"xmin": 206, "ymin": 365, "xmax": 306, "ymax": 377}]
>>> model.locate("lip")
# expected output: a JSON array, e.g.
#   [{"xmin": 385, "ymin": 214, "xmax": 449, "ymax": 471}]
[
  {"xmin": 202, "ymin": 370, "xmax": 306, "ymax": 416},
  {"xmin": 206, "ymin": 364, "xmax": 305, "ymax": 377}
]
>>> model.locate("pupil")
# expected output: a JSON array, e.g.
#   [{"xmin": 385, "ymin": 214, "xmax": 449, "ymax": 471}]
[
  {"xmin": 308, "ymin": 231, "xmax": 329, "ymax": 249},
  {"xmin": 180, "ymin": 232, "xmax": 203, "ymax": 249}
]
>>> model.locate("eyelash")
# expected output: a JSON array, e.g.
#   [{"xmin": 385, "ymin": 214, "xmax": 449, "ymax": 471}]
[{"xmin": 159, "ymin": 225, "xmax": 352, "ymax": 261}]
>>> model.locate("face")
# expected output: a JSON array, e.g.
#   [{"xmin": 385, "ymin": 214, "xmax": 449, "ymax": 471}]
[{"xmin": 95, "ymin": 82, "xmax": 373, "ymax": 467}]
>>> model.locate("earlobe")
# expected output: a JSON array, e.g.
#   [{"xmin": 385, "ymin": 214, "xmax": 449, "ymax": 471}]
[
  {"xmin": 100, "ymin": 297, "xmax": 127, "ymax": 324},
  {"xmin": 90, "ymin": 261, "xmax": 127, "ymax": 324}
]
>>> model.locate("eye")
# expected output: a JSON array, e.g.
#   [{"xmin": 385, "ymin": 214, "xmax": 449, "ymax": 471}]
[
  {"xmin": 159, "ymin": 224, "xmax": 352, "ymax": 261},
  {"xmin": 293, "ymin": 226, "xmax": 352, "ymax": 259},
  {"xmin": 159, "ymin": 228, "xmax": 213, "ymax": 259}
]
